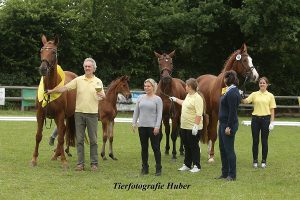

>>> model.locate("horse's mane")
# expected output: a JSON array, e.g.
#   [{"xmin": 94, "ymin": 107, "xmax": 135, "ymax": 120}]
[
  {"xmin": 106, "ymin": 77, "xmax": 122, "ymax": 92},
  {"xmin": 221, "ymin": 49, "xmax": 240, "ymax": 73}
]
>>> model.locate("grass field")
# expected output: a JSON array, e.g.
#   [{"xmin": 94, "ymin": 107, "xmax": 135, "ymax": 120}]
[{"xmin": 0, "ymin": 111, "xmax": 299, "ymax": 200}]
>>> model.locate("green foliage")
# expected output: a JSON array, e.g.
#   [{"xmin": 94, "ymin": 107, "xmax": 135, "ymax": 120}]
[{"xmin": 0, "ymin": 0, "xmax": 299, "ymax": 93}]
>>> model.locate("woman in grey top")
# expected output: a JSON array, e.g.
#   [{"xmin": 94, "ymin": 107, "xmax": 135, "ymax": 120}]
[{"xmin": 132, "ymin": 78, "xmax": 163, "ymax": 176}]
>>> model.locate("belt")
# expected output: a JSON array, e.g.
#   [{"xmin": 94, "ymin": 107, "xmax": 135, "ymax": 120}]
[{"xmin": 252, "ymin": 115, "xmax": 270, "ymax": 119}]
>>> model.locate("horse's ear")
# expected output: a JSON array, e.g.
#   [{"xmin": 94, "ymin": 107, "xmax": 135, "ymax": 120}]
[
  {"xmin": 41, "ymin": 34, "xmax": 47, "ymax": 45},
  {"xmin": 121, "ymin": 75, "xmax": 129, "ymax": 81},
  {"xmin": 240, "ymin": 43, "xmax": 247, "ymax": 53},
  {"xmin": 169, "ymin": 50, "xmax": 176, "ymax": 58},
  {"xmin": 54, "ymin": 34, "xmax": 59, "ymax": 46},
  {"xmin": 154, "ymin": 51, "xmax": 161, "ymax": 58}
]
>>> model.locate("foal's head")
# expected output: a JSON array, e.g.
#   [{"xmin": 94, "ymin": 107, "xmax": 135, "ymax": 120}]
[
  {"xmin": 115, "ymin": 75, "xmax": 131, "ymax": 99},
  {"xmin": 154, "ymin": 50, "xmax": 175, "ymax": 85},
  {"xmin": 39, "ymin": 34, "xmax": 58, "ymax": 76},
  {"xmin": 230, "ymin": 44, "xmax": 259, "ymax": 82}
]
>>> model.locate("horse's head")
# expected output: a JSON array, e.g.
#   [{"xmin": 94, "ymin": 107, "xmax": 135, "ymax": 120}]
[
  {"xmin": 154, "ymin": 50, "xmax": 175, "ymax": 85},
  {"xmin": 232, "ymin": 44, "xmax": 259, "ymax": 82},
  {"xmin": 115, "ymin": 75, "xmax": 131, "ymax": 99},
  {"xmin": 39, "ymin": 34, "xmax": 58, "ymax": 76}
]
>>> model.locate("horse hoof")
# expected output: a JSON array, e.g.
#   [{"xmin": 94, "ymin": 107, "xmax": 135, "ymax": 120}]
[
  {"xmin": 165, "ymin": 150, "xmax": 169, "ymax": 155},
  {"xmin": 180, "ymin": 151, "xmax": 184, "ymax": 156},
  {"xmin": 109, "ymin": 154, "xmax": 118, "ymax": 161},
  {"xmin": 172, "ymin": 155, "xmax": 177, "ymax": 160},
  {"xmin": 51, "ymin": 156, "xmax": 58, "ymax": 161},
  {"xmin": 67, "ymin": 153, "xmax": 72, "ymax": 157},
  {"xmin": 31, "ymin": 160, "xmax": 37, "ymax": 167},
  {"xmin": 62, "ymin": 161, "xmax": 69, "ymax": 169},
  {"xmin": 208, "ymin": 157, "xmax": 215, "ymax": 163}
]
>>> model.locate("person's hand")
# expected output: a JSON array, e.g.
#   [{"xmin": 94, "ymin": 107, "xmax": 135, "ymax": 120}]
[
  {"xmin": 132, "ymin": 124, "xmax": 137, "ymax": 133},
  {"xmin": 192, "ymin": 124, "xmax": 198, "ymax": 136},
  {"xmin": 97, "ymin": 92, "xmax": 105, "ymax": 100},
  {"xmin": 45, "ymin": 89, "xmax": 52, "ymax": 95},
  {"xmin": 169, "ymin": 96, "xmax": 177, "ymax": 102},
  {"xmin": 225, "ymin": 127, "xmax": 231, "ymax": 135},
  {"xmin": 269, "ymin": 122, "xmax": 274, "ymax": 131},
  {"xmin": 239, "ymin": 90, "xmax": 245, "ymax": 98},
  {"xmin": 153, "ymin": 127, "xmax": 160, "ymax": 135}
]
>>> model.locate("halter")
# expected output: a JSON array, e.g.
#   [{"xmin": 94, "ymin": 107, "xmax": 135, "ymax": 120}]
[
  {"xmin": 158, "ymin": 56, "xmax": 173, "ymax": 76},
  {"xmin": 235, "ymin": 53, "xmax": 256, "ymax": 98},
  {"xmin": 40, "ymin": 46, "xmax": 57, "ymax": 129},
  {"xmin": 40, "ymin": 47, "xmax": 58, "ymax": 72}
]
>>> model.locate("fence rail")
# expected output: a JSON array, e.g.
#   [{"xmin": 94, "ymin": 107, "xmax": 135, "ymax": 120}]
[{"xmin": 1, "ymin": 86, "xmax": 299, "ymax": 111}]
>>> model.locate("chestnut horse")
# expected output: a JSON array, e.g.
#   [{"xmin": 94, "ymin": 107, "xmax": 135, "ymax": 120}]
[
  {"xmin": 99, "ymin": 75, "xmax": 131, "ymax": 160},
  {"xmin": 155, "ymin": 50, "xmax": 186, "ymax": 159},
  {"xmin": 197, "ymin": 43, "xmax": 259, "ymax": 162},
  {"xmin": 31, "ymin": 35, "xmax": 77, "ymax": 168}
]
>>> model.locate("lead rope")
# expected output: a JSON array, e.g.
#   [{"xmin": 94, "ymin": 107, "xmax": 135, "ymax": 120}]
[
  {"xmin": 241, "ymin": 76, "xmax": 248, "ymax": 99},
  {"xmin": 161, "ymin": 88, "xmax": 176, "ymax": 118}
]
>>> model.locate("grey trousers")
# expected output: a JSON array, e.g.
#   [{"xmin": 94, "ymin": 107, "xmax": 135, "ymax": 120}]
[{"xmin": 74, "ymin": 112, "xmax": 98, "ymax": 166}]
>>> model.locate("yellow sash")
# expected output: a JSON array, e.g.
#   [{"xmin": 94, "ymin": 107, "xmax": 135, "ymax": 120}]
[
  {"xmin": 221, "ymin": 87, "xmax": 228, "ymax": 95},
  {"xmin": 37, "ymin": 65, "xmax": 65, "ymax": 107}
]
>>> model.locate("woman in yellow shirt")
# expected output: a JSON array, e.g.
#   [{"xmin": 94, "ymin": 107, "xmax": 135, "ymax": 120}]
[
  {"xmin": 170, "ymin": 78, "xmax": 204, "ymax": 173},
  {"xmin": 242, "ymin": 77, "xmax": 276, "ymax": 168}
]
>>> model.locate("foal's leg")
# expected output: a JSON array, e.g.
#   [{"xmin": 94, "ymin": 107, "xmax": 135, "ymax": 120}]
[
  {"xmin": 31, "ymin": 109, "xmax": 44, "ymax": 167},
  {"xmin": 100, "ymin": 121, "xmax": 108, "ymax": 160},
  {"xmin": 108, "ymin": 121, "xmax": 117, "ymax": 160}
]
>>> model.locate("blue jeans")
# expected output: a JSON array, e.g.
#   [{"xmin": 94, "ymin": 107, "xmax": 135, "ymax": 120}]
[
  {"xmin": 251, "ymin": 115, "xmax": 270, "ymax": 163},
  {"xmin": 218, "ymin": 122, "xmax": 238, "ymax": 178}
]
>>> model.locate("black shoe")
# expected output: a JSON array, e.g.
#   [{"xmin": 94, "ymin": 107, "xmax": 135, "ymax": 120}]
[
  {"xmin": 215, "ymin": 175, "xmax": 227, "ymax": 179},
  {"xmin": 155, "ymin": 168, "xmax": 162, "ymax": 176},
  {"xmin": 226, "ymin": 176, "xmax": 236, "ymax": 181},
  {"xmin": 49, "ymin": 137, "xmax": 55, "ymax": 146},
  {"xmin": 141, "ymin": 168, "xmax": 149, "ymax": 175}
]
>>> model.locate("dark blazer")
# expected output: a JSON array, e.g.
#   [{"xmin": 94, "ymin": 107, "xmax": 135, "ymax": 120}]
[{"xmin": 218, "ymin": 86, "xmax": 241, "ymax": 130}]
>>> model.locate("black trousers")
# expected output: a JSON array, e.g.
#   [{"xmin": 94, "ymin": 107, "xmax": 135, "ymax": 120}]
[
  {"xmin": 138, "ymin": 127, "xmax": 162, "ymax": 170},
  {"xmin": 251, "ymin": 115, "xmax": 271, "ymax": 163},
  {"xmin": 180, "ymin": 128, "xmax": 201, "ymax": 169}
]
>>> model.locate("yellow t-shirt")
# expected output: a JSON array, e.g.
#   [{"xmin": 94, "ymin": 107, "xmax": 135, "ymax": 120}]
[
  {"xmin": 181, "ymin": 93, "xmax": 203, "ymax": 130},
  {"xmin": 245, "ymin": 90, "xmax": 276, "ymax": 116},
  {"xmin": 65, "ymin": 75, "xmax": 103, "ymax": 113}
]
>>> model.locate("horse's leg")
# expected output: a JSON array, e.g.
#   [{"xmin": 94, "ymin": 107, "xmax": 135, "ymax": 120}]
[
  {"xmin": 170, "ymin": 119, "xmax": 179, "ymax": 160},
  {"xmin": 54, "ymin": 115, "xmax": 68, "ymax": 168},
  {"xmin": 31, "ymin": 110, "xmax": 44, "ymax": 167},
  {"xmin": 163, "ymin": 117, "xmax": 170, "ymax": 155},
  {"xmin": 179, "ymin": 135, "xmax": 184, "ymax": 156},
  {"xmin": 65, "ymin": 145, "xmax": 72, "ymax": 157},
  {"xmin": 108, "ymin": 121, "xmax": 117, "ymax": 160},
  {"xmin": 208, "ymin": 112, "xmax": 218, "ymax": 163},
  {"xmin": 101, "ymin": 121, "xmax": 108, "ymax": 160}
]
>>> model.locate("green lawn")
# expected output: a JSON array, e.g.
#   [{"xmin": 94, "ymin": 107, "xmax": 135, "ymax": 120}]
[{"xmin": 0, "ymin": 112, "xmax": 299, "ymax": 200}]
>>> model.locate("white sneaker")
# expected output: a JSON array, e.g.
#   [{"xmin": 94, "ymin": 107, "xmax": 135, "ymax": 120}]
[
  {"xmin": 189, "ymin": 165, "xmax": 201, "ymax": 173},
  {"xmin": 261, "ymin": 163, "xmax": 267, "ymax": 168},
  {"xmin": 253, "ymin": 163, "xmax": 258, "ymax": 168},
  {"xmin": 178, "ymin": 164, "xmax": 191, "ymax": 171}
]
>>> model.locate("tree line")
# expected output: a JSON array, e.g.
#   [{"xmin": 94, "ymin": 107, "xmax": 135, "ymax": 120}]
[{"xmin": 0, "ymin": 0, "xmax": 299, "ymax": 96}]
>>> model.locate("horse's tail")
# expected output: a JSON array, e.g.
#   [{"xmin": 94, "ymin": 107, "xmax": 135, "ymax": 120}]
[
  {"xmin": 65, "ymin": 115, "xmax": 76, "ymax": 147},
  {"xmin": 197, "ymin": 91, "xmax": 209, "ymax": 144}
]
